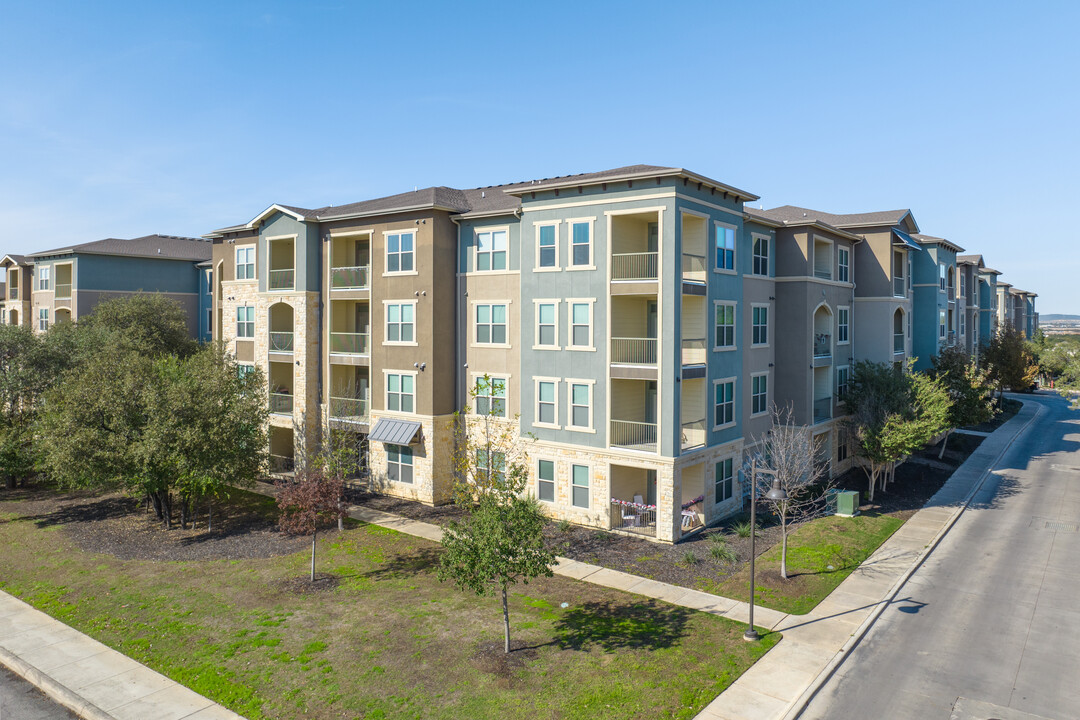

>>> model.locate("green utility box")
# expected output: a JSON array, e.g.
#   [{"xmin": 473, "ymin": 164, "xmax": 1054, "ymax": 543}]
[{"xmin": 835, "ymin": 490, "xmax": 860, "ymax": 517}]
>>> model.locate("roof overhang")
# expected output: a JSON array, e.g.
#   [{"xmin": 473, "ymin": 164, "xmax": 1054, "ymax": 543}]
[
  {"xmin": 247, "ymin": 204, "xmax": 310, "ymax": 229},
  {"xmin": 891, "ymin": 228, "xmax": 922, "ymax": 251},
  {"xmin": 504, "ymin": 167, "xmax": 760, "ymax": 203}
]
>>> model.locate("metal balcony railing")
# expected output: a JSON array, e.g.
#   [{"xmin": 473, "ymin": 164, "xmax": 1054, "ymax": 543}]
[
  {"xmin": 54, "ymin": 283, "xmax": 72, "ymax": 299},
  {"xmin": 270, "ymin": 455, "xmax": 295, "ymax": 473},
  {"xmin": 682, "ymin": 253, "xmax": 707, "ymax": 281},
  {"xmin": 8, "ymin": 287, "xmax": 17, "ymax": 300},
  {"xmin": 329, "ymin": 332, "xmax": 369, "ymax": 355},
  {"xmin": 814, "ymin": 397, "xmax": 832, "ymax": 423},
  {"xmin": 330, "ymin": 265, "xmax": 369, "ymax": 289},
  {"xmin": 609, "ymin": 420, "xmax": 657, "ymax": 453},
  {"xmin": 681, "ymin": 337, "xmax": 707, "ymax": 365},
  {"xmin": 611, "ymin": 337, "xmax": 658, "ymax": 365},
  {"xmin": 610, "ymin": 499, "xmax": 657, "ymax": 537},
  {"xmin": 814, "ymin": 268, "xmax": 832, "ymax": 280},
  {"xmin": 893, "ymin": 277, "xmax": 905, "ymax": 296},
  {"xmin": 611, "ymin": 252, "xmax": 658, "ymax": 281},
  {"xmin": 270, "ymin": 392, "xmax": 293, "ymax": 415},
  {"xmin": 813, "ymin": 333, "xmax": 831, "ymax": 357},
  {"xmin": 948, "ymin": 286, "xmax": 956, "ymax": 301},
  {"xmin": 330, "ymin": 396, "xmax": 369, "ymax": 423},
  {"xmin": 269, "ymin": 269, "xmax": 295, "ymax": 290},
  {"xmin": 269, "ymin": 332, "xmax": 294, "ymax": 352},
  {"xmin": 681, "ymin": 419, "xmax": 706, "ymax": 450},
  {"xmin": 894, "ymin": 333, "xmax": 905, "ymax": 353}
]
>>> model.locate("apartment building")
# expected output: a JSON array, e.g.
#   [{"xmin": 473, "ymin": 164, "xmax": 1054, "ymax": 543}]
[
  {"xmin": 25, "ymin": 235, "xmax": 212, "ymax": 337},
  {"xmin": 910, "ymin": 234, "xmax": 963, "ymax": 370},
  {"xmin": 957, "ymin": 255, "xmax": 983, "ymax": 356},
  {"xmin": 1, "ymin": 255, "xmax": 34, "ymax": 328}
]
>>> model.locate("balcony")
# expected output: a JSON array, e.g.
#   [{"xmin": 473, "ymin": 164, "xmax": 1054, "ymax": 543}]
[
  {"xmin": 330, "ymin": 332, "xmax": 369, "ymax": 355},
  {"xmin": 814, "ymin": 269, "xmax": 832, "ymax": 280},
  {"xmin": 681, "ymin": 337, "xmax": 707, "ymax": 365},
  {"xmin": 269, "ymin": 237, "xmax": 295, "ymax": 291},
  {"xmin": 269, "ymin": 455, "xmax": 295, "ymax": 474},
  {"xmin": 8, "ymin": 286, "xmax": 17, "ymax": 300},
  {"xmin": 948, "ymin": 286, "xmax": 956, "ymax": 301},
  {"xmin": 610, "ymin": 499, "xmax": 656, "ymax": 537},
  {"xmin": 269, "ymin": 332, "xmax": 294, "ymax": 353},
  {"xmin": 54, "ymin": 283, "xmax": 72, "ymax": 300},
  {"xmin": 813, "ymin": 333, "xmax": 831, "ymax": 358},
  {"xmin": 682, "ymin": 253, "xmax": 707, "ymax": 283},
  {"xmin": 270, "ymin": 392, "xmax": 293, "ymax": 415},
  {"xmin": 893, "ymin": 277, "xmax": 905, "ymax": 296},
  {"xmin": 330, "ymin": 396, "xmax": 369, "ymax": 423},
  {"xmin": 269, "ymin": 269, "xmax": 295, "ymax": 291},
  {"xmin": 948, "ymin": 330, "xmax": 956, "ymax": 345},
  {"xmin": 894, "ymin": 332, "xmax": 905, "ymax": 353},
  {"xmin": 681, "ymin": 419, "xmax": 706, "ymax": 451},
  {"xmin": 331, "ymin": 265, "xmax": 369, "ymax": 290},
  {"xmin": 814, "ymin": 397, "xmax": 832, "ymax": 423},
  {"xmin": 611, "ymin": 253, "xmax": 658, "ymax": 281},
  {"xmin": 611, "ymin": 337, "xmax": 657, "ymax": 365},
  {"xmin": 610, "ymin": 420, "xmax": 657, "ymax": 453}
]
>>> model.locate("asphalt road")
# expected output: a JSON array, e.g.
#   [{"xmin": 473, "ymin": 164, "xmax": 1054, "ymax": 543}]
[
  {"xmin": 0, "ymin": 667, "xmax": 76, "ymax": 719},
  {"xmin": 802, "ymin": 393, "xmax": 1080, "ymax": 720}
]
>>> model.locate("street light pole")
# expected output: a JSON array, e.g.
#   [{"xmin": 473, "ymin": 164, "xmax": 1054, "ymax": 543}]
[{"xmin": 744, "ymin": 457, "xmax": 787, "ymax": 642}]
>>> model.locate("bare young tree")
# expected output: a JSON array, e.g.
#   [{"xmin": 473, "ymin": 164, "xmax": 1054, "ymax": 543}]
[
  {"xmin": 276, "ymin": 468, "xmax": 347, "ymax": 582},
  {"xmin": 749, "ymin": 406, "xmax": 836, "ymax": 580}
]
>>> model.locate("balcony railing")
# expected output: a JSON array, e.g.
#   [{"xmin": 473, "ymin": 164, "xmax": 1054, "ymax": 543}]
[
  {"xmin": 330, "ymin": 265, "xmax": 369, "ymax": 290},
  {"xmin": 948, "ymin": 286, "xmax": 956, "ymax": 301},
  {"xmin": 54, "ymin": 283, "xmax": 72, "ymax": 300},
  {"xmin": 813, "ymin": 268, "xmax": 832, "ymax": 280},
  {"xmin": 611, "ymin": 252, "xmax": 658, "ymax": 281},
  {"xmin": 269, "ymin": 332, "xmax": 294, "ymax": 352},
  {"xmin": 269, "ymin": 454, "xmax": 295, "ymax": 474},
  {"xmin": 682, "ymin": 253, "xmax": 707, "ymax": 281},
  {"xmin": 894, "ymin": 332, "xmax": 905, "ymax": 353},
  {"xmin": 611, "ymin": 337, "xmax": 658, "ymax": 365},
  {"xmin": 269, "ymin": 269, "xmax": 295, "ymax": 290},
  {"xmin": 681, "ymin": 337, "xmax": 707, "ymax": 365},
  {"xmin": 813, "ymin": 333, "xmax": 831, "ymax": 357},
  {"xmin": 610, "ymin": 420, "xmax": 657, "ymax": 453},
  {"xmin": 948, "ymin": 330, "xmax": 956, "ymax": 345},
  {"xmin": 330, "ymin": 396, "xmax": 369, "ymax": 423},
  {"xmin": 270, "ymin": 392, "xmax": 293, "ymax": 415},
  {"xmin": 330, "ymin": 332, "xmax": 369, "ymax": 355},
  {"xmin": 610, "ymin": 499, "xmax": 657, "ymax": 537},
  {"xmin": 893, "ymin": 277, "xmax": 905, "ymax": 296},
  {"xmin": 681, "ymin": 419, "xmax": 706, "ymax": 450},
  {"xmin": 814, "ymin": 397, "xmax": 832, "ymax": 423},
  {"xmin": 8, "ymin": 286, "xmax": 16, "ymax": 300}
]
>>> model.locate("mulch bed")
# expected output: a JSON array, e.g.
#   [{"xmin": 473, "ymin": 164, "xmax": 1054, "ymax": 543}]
[{"xmin": 277, "ymin": 573, "xmax": 341, "ymax": 594}]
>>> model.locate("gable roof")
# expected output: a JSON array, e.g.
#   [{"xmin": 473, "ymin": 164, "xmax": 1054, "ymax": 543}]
[
  {"xmin": 762, "ymin": 205, "xmax": 919, "ymax": 234},
  {"xmin": 1, "ymin": 254, "xmax": 31, "ymax": 267},
  {"xmin": 29, "ymin": 235, "xmax": 212, "ymax": 262},
  {"xmin": 957, "ymin": 254, "xmax": 984, "ymax": 267},
  {"xmin": 744, "ymin": 207, "xmax": 864, "ymax": 242},
  {"xmin": 911, "ymin": 233, "xmax": 965, "ymax": 254}
]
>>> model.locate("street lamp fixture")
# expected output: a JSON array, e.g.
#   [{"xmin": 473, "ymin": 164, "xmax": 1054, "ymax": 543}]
[{"xmin": 744, "ymin": 458, "xmax": 788, "ymax": 642}]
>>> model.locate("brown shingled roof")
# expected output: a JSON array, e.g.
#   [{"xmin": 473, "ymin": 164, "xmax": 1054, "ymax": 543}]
[{"xmin": 30, "ymin": 235, "xmax": 212, "ymax": 261}]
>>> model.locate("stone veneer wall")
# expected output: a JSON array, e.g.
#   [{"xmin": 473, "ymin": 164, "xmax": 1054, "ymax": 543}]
[{"xmin": 366, "ymin": 412, "xmax": 456, "ymax": 505}]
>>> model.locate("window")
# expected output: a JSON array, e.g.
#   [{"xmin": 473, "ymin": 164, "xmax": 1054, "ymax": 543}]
[
  {"xmin": 474, "ymin": 376, "xmax": 506, "ymax": 417},
  {"xmin": 752, "ymin": 236, "xmax": 769, "ymax": 276},
  {"xmin": 570, "ymin": 302, "xmax": 592, "ymax": 348},
  {"xmin": 236, "ymin": 247, "xmax": 255, "ymax": 280},
  {"xmin": 569, "ymin": 382, "xmax": 592, "ymax": 430},
  {"xmin": 387, "ymin": 445, "xmax": 414, "ymax": 484},
  {"xmin": 715, "ymin": 303, "xmax": 736, "ymax": 349},
  {"xmin": 838, "ymin": 307, "xmax": 850, "ymax": 344},
  {"xmin": 714, "ymin": 379, "xmax": 735, "ymax": 428},
  {"xmin": 715, "ymin": 458, "xmax": 734, "ymax": 503},
  {"xmin": 386, "ymin": 231, "xmax": 415, "ymax": 273},
  {"xmin": 536, "ymin": 302, "xmax": 557, "ymax": 347},
  {"xmin": 537, "ymin": 224, "xmax": 557, "ymax": 269},
  {"xmin": 939, "ymin": 263, "xmax": 946, "ymax": 291},
  {"xmin": 838, "ymin": 247, "xmax": 850, "ymax": 282},
  {"xmin": 960, "ymin": 312, "xmax": 966, "ymax": 335},
  {"xmin": 536, "ymin": 380, "xmax": 557, "ymax": 425},
  {"xmin": 939, "ymin": 310, "xmax": 947, "ymax": 339},
  {"xmin": 476, "ymin": 229, "xmax": 507, "ymax": 271},
  {"xmin": 751, "ymin": 374, "xmax": 768, "ymax": 415},
  {"xmin": 237, "ymin": 364, "xmax": 256, "ymax": 380},
  {"xmin": 570, "ymin": 221, "xmax": 591, "ymax": 266},
  {"xmin": 386, "ymin": 303, "xmax": 415, "ymax": 343},
  {"xmin": 571, "ymin": 464, "xmax": 590, "ymax": 508},
  {"xmin": 752, "ymin": 306, "xmax": 769, "ymax": 346},
  {"xmin": 475, "ymin": 304, "xmax": 507, "ymax": 344},
  {"xmin": 236, "ymin": 306, "xmax": 254, "ymax": 338},
  {"xmin": 386, "ymin": 373, "xmax": 415, "ymax": 413},
  {"xmin": 715, "ymin": 224, "xmax": 735, "ymax": 271},
  {"xmin": 476, "ymin": 450, "xmax": 505, "ymax": 485},
  {"xmin": 836, "ymin": 366, "xmax": 850, "ymax": 400},
  {"xmin": 38, "ymin": 308, "xmax": 49, "ymax": 332},
  {"xmin": 206, "ymin": 270, "xmax": 213, "ymax": 292},
  {"xmin": 537, "ymin": 460, "xmax": 555, "ymax": 503},
  {"xmin": 38, "ymin": 266, "xmax": 50, "ymax": 291},
  {"xmin": 206, "ymin": 307, "xmax": 213, "ymax": 335},
  {"xmin": 837, "ymin": 431, "xmax": 849, "ymax": 462}
]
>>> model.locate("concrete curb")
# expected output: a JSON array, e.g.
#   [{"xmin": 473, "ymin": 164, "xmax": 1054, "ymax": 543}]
[
  {"xmin": 0, "ymin": 643, "xmax": 113, "ymax": 720},
  {"xmin": 779, "ymin": 396, "xmax": 1043, "ymax": 719}
]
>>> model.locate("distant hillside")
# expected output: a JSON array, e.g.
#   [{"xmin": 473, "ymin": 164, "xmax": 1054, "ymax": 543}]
[{"xmin": 1041, "ymin": 314, "xmax": 1080, "ymax": 322}]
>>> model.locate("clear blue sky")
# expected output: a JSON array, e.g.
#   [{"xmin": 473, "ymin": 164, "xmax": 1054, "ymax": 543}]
[{"xmin": 2, "ymin": 0, "xmax": 1076, "ymax": 312}]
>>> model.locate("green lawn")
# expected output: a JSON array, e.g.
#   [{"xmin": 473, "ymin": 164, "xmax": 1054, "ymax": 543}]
[
  {"xmin": 701, "ymin": 513, "xmax": 905, "ymax": 615},
  {"xmin": 0, "ymin": 489, "xmax": 778, "ymax": 720}
]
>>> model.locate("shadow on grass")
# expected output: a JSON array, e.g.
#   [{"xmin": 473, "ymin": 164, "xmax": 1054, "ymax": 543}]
[
  {"xmin": 552, "ymin": 601, "xmax": 692, "ymax": 653},
  {"xmin": 360, "ymin": 547, "xmax": 442, "ymax": 581},
  {"xmin": 21, "ymin": 496, "xmax": 135, "ymax": 529}
]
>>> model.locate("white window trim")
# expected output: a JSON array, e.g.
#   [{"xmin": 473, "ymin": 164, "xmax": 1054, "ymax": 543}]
[
  {"xmin": 472, "ymin": 225, "xmax": 512, "ymax": 275},
  {"xmin": 533, "ymin": 376, "xmax": 561, "ymax": 430},
  {"xmin": 470, "ymin": 372, "xmax": 510, "ymax": 418},
  {"xmin": 712, "ymin": 376, "xmax": 737, "ymax": 431},
  {"xmin": 383, "ymin": 299, "xmax": 419, "ymax": 347},
  {"xmin": 386, "ymin": 444, "xmax": 415, "ymax": 485},
  {"xmin": 837, "ymin": 305, "xmax": 851, "ymax": 345},
  {"xmin": 751, "ymin": 233, "xmax": 771, "ymax": 277},
  {"xmin": 570, "ymin": 462, "xmax": 592, "ymax": 509},
  {"xmin": 566, "ymin": 298, "xmax": 596, "ymax": 352},
  {"xmin": 836, "ymin": 365, "xmax": 850, "ymax": 400},
  {"xmin": 837, "ymin": 245, "xmax": 851, "ymax": 283},
  {"xmin": 812, "ymin": 235, "xmax": 834, "ymax": 281},
  {"xmin": 535, "ymin": 456, "xmax": 557, "ymax": 504},
  {"xmin": 713, "ymin": 455, "xmax": 737, "ymax": 505},
  {"xmin": 533, "ymin": 221, "xmax": 561, "ymax": 272},
  {"xmin": 470, "ymin": 299, "xmax": 512, "ymax": 349},
  {"xmin": 750, "ymin": 302, "xmax": 770, "ymax": 349},
  {"xmin": 713, "ymin": 221, "xmax": 738, "ymax": 275},
  {"xmin": 566, "ymin": 216, "xmax": 597, "ymax": 271},
  {"xmin": 265, "ymin": 233, "xmax": 297, "ymax": 292},
  {"xmin": 533, "ymin": 299, "xmax": 562, "ymax": 350},
  {"xmin": 565, "ymin": 378, "xmax": 596, "ymax": 433},
  {"xmin": 382, "ymin": 369, "xmax": 419, "ymax": 416},
  {"xmin": 38, "ymin": 266, "xmax": 51, "ymax": 291},
  {"xmin": 750, "ymin": 371, "xmax": 770, "ymax": 418},
  {"xmin": 383, "ymin": 229, "xmax": 419, "ymax": 277},
  {"xmin": 236, "ymin": 305, "xmax": 255, "ymax": 339},
  {"xmin": 235, "ymin": 244, "xmax": 257, "ymax": 281},
  {"xmin": 713, "ymin": 300, "xmax": 737, "ymax": 352}
]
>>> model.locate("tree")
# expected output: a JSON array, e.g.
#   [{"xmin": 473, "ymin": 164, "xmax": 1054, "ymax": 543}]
[
  {"xmin": 749, "ymin": 406, "xmax": 835, "ymax": 579},
  {"xmin": 983, "ymin": 324, "xmax": 1038, "ymax": 396},
  {"xmin": 843, "ymin": 361, "xmax": 952, "ymax": 502},
  {"xmin": 276, "ymin": 468, "xmax": 346, "ymax": 582},
  {"xmin": 437, "ymin": 374, "xmax": 555, "ymax": 654},
  {"xmin": 930, "ymin": 345, "xmax": 995, "ymax": 457},
  {"xmin": 78, "ymin": 293, "xmax": 197, "ymax": 359}
]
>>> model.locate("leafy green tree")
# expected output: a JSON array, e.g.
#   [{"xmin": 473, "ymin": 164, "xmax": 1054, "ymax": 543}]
[
  {"xmin": 930, "ymin": 345, "xmax": 995, "ymax": 457},
  {"xmin": 79, "ymin": 293, "xmax": 197, "ymax": 359},
  {"xmin": 983, "ymin": 324, "xmax": 1038, "ymax": 395}
]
